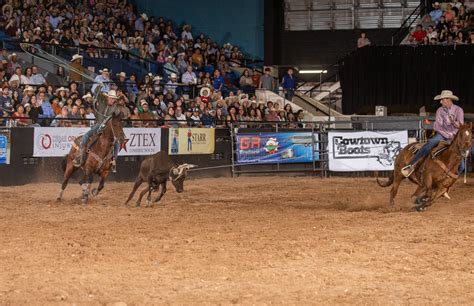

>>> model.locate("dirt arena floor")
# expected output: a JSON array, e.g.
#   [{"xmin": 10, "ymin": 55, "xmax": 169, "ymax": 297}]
[{"xmin": 1, "ymin": 176, "xmax": 473, "ymax": 305}]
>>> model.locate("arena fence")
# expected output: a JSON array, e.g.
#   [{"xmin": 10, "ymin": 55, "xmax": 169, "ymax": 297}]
[{"xmin": 0, "ymin": 118, "xmax": 436, "ymax": 186}]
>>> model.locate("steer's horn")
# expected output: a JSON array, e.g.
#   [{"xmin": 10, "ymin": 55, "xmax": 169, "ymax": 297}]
[{"xmin": 172, "ymin": 167, "xmax": 179, "ymax": 175}]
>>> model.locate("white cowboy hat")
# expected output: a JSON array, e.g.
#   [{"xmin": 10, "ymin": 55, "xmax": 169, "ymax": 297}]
[
  {"xmin": 99, "ymin": 68, "xmax": 109, "ymax": 73},
  {"xmin": 200, "ymin": 86, "xmax": 211, "ymax": 97},
  {"xmin": 95, "ymin": 32, "xmax": 104, "ymax": 38},
  {"xmin": 170, "ymin": 73, "xmax": 177, "ymax": 78},
  {"xmin": 116, "ymin": 72, "xmax": 127, "ymax": 78},
  {"xmin": 140, "ymin": 13, "xmax": 148, "ymax": 20},
  {"xmin": 105, "ymin": 90, "xmax": 119, "ymax": 99},
  {"xmin": 55, "ymin": 87, "xmax": 69, "ymax": 93},
  {"xmin": 34, "ymin": 27, "xmax": 41, "ymax": 32},
  {"xmin": 82, "ymin": 93, "xmax": 92, "ymax": 99},
  {"xmin": 23, "ymin": 85, "xmax": 35, "ymax": 92},
  {"xmin": 71, "ymin": 54, "xmax": 83, "ymax": 62},
  {"xmin": 153, "ymin": 76, "xmax": 162, "ymax": 81},
  {"xmin": 434, "ymin": 90, "xmax": 459, "ymax": 101}
]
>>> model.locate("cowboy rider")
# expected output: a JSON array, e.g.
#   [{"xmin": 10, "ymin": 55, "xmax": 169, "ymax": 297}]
[
  {"xmin": 73, "ymin": 84, "xmax": 121, "ymax": 172},
  {"xmin": 401, "ymin": 90, "xmax": 464, "ymax": 178}
]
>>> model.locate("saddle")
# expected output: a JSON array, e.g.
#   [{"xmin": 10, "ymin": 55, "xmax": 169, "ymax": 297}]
[
  {"xmin": 431, "ymin": 141, "xmax": 450, "ymax": 158},
  {"xmin": 73, "ymin": 133, "xmax": 100, "ymax": 152},
  {"xmin": 408, "ymin": 141, "xmax": 449, "ymax": 158}
]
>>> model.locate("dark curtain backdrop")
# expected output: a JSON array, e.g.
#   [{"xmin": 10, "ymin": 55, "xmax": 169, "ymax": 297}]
[{"xmin": 339, "ymin": 45, "xmax": 474, "ymax": 115}]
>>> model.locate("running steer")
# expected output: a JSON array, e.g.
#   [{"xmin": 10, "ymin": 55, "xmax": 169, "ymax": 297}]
[{"xmin": 125, "ymin": 151, "xmax": 196, "ymax": 207}]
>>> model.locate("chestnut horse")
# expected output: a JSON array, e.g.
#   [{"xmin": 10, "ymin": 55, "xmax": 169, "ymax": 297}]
[
  {"xmin": 377, "ymin": 123, "xmax": 472, "ymax": 211},
  {"xmin": 57, "ymin": 112, "xmax": 126, "ymax": 203}
]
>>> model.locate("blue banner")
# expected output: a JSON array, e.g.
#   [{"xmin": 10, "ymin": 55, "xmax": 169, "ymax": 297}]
[
  {"xmin": 0, "ymin": 134, "xmax": 8, "ymax": 165},
  {"xmin": 236, "ymin": 132, "xmax": 319, "ymax": 164}
]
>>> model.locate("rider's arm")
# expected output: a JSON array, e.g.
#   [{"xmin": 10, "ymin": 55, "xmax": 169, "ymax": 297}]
[{"xmin": 433, "ymin": 108, "xmax": 452, "ymax": 139}]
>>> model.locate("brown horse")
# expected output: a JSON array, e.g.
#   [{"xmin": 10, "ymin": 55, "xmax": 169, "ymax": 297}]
[
  {"xmin": 377, "ymin": 124, "xmax": 472, "ymax": 211},
  {"xmin": 57, "ymin": 112, "xmax": 126, "ymax": 203}
]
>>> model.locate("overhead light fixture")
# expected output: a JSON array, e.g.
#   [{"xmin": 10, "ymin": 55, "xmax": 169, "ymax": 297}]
[{"xmin": 299, "ymin": 70, "xmax": 328, "ymax": 74}]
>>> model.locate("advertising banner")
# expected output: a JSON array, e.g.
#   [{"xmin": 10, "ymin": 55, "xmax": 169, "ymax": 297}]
[
  {"xmin": 33, "ymin": 127, "xmax": 161, "ymax": 157},
  {"xmin": 0, "ymin": 129, "xmax": 10, "ymax": 164},
  {"xmin": 236, "ymin": 132, "xmax": 319, "ymax": 164},
  {"xmin": 168, "ymin": 128, "xmax": 215, "ymax": 155},
  {"xmin": 328, "ymin": 130, "xmax": 408, "ymax": 171}
]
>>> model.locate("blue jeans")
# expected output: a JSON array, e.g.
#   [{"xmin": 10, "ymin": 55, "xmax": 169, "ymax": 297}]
[
  {"xmin": 412, "ymin": 133, "xmax": 465, "ymax": 174},
  {"xmin": 81, "ymin": 125, "xmax": 99, "ymax": 147},
  {"xmin": 411, "ymin": 134, "xmax": 446, "ymax": 165}
]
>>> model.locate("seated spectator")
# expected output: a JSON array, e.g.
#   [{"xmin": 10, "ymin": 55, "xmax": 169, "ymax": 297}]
[
  {"xmin": 190, "ymin": 108, "xmax": 202, "ymax": 127},
  {"xmin": 239, "ymin": 69, "xmax": 255, "ymax": 95},
  {"xmin": 192, "ymin": 48, "xmax": 204, "ymax": 70},
  {"xmin": 421, "ymin": 15, "xmax": 435, "ymax": 30},
  {"xmin": 0, "ymin": 86, "xmax": 14, "ymax": 116},
  {"xmin": 91, "ymin": 68, "xmax": 111, "ymax": 93},
  {"xmin": 9, "ymin": 67, "xmax": 30, "ymax": 86},
  {"xmin": 51, "ymin": 105, "xmax": 71, "ymax": 127},
  {"xmin": 226, "ymin": 106, "xmax": 238, "ymax": 127},
  {"xmin": 68, "ymin": 104, "xmax": 82, "ymax": 126},
  {"xmin": 130, "ymin": 107, "xmax": 142, "ymax": 128},
  {"xmin": 444, "ymin": 4, "xmax": 456, "ymax": 23},
  {"xmin": 138, "ymin": 100, "xmax": 157, "ymax": 127},
  {"xmin": 265, "ymin": 107, "xmax": 280, "ymax": 122},
  {"xmin": 164, "ymin": 56, "xmax": 179, "ymax": 81},
  {"xmin": 357, "ymin": 32, "xmax": 371, "ymax": 48},
  {"xmin": 27, "ymin": 96, "xmax": 43, "ymax": 124},
  {"xmin": 12, "ymin": 104, "xmax": 29, "ymax": 126},
  {"xmin": 212, "ymin": 69, "xmax": 225, "ymax": 93},
  {"xmin": 430, "ymin": 2, "xmax": 443, "ymax": 24},
  {"xmin": 411, "ymin": 25, "xmax": 427, "ymax": 43},
  {"xmin": 164, "ymin": 73, "xmax": 179, "ymax": 97},
  {"xmin": 30, "ymin": 66, "xmax": 46, "ymax": 86}
]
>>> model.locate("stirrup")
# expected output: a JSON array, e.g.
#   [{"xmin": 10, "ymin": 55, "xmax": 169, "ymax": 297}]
[{"xmin": 401, "ymin": 165, "xmax": 415, "ymax": 178}]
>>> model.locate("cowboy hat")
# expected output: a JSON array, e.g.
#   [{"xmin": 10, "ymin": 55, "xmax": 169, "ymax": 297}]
[
  {"xmin": 23, "ymin": 85, "xmax": 35, "ymax": 92},
  {"xmin": 99, "ymin": 68, "xmax": 109, "ymax": 73},
  {"xmin": 95, "ymin": 32, "xmax": 104, "ymax": 38},
  {"xmin": 433, "ymin": 1, "xmax": 440, "ymax": 7},
  {"xmin": 116, "ymin": 72, "xmax": 127, "ymax": 78},
  {"xmin": 82, "ymin": 93, "xmax": 92, "ymax": 99},
  {"xmin": 170, "ymin": 73, "xmax": 177, "ymax": 78},
  {"xmin": 200, "ymin": 86, "xmax": 211, "ymax": 97},
  {"xmin": 140, "ymin": 100, "xmax": 148, "ymax": 106},
  {"xmin": 140, "ymin": 13, "xmax": 148, "ymax": 20},
  {"xmin": 34, "ymin": 27, "xmax": 41, "ymax": 32},
  {"xmin": 434, "ymin": 90, "xmax": 459, "ymax": 101},
  {"xmin": 153, "ymin": 76, "xmax": 162, "ymax": 81},
  {"xmin": 71, "ymin": 54, "xmax": 83, "ymax": 62},
  {"xmin": 105, "ymin": 90, "xmax": 119, "ymax": 99},
  {"xmin": 55, "ymin": 87, "xmax": 69, "ymax": 93}
]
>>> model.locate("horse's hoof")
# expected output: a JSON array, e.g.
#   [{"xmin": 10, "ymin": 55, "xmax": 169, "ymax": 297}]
[
  {"xmin": 56, "ymin": 198, "xmax": 61, "ymax": 202},
  {"xmin": 81, "ymin": 197, "xmax": 88, "ymax": 204},
  {"xmin": 91, "ymin": 188, "xmax": 98, "ymax": 197},
  {"xmin": 415, "ymin": 205, "xmax": 425, "ymax": 212}
]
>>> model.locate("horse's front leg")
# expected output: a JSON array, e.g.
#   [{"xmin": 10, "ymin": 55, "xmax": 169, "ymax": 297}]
[{"xmin": 92, "ymin": 170, "xmax": 109, "ymax": 197}]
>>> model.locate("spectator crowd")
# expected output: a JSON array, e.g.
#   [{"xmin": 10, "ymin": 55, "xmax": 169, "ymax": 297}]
[
  {"xmin": 0, "ymin": 0, "xmax": 304, "ymax": 128},
  {"xmin": 407, "ymin": 1, "xmax": 474, "ymax": 45}
]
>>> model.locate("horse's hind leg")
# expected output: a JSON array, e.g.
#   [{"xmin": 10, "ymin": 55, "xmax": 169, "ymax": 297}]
[
  {"xmin": 125, "ymin": 176, "xmax": 144, "ymax": 205},
  {"xmin": 57, "ymin": 161, "xmax": 76, "ymax": 201},
  {"xmin": 389, "ymin": 173, "xmax": 404, "ymax": 210}
]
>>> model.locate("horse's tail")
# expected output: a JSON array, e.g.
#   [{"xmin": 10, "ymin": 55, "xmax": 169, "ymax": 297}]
[{"xmin": 376, "ymin": 171, "xmax": 394, "ymax": 187}]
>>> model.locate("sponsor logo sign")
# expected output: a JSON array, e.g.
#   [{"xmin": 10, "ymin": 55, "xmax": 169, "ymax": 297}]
[
  {"xmin": 169, "ymin": 128, "xmax": 215, "ymax": 155},
  {"xmin": 328, "ymin": 130, "xmax": 408, "ymax": 171},
  {"xmin": 33, "ymin": 127, "xmax": 161, "ymax": 157},
  {"xmin": 236, "ymin": 132, "xmax": 319, "ymax": 164}
]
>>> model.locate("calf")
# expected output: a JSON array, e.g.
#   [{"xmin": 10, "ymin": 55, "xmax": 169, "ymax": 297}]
[{"xmin": 125, "ymin": 151, "xmax": 196, "ymax": 207}]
